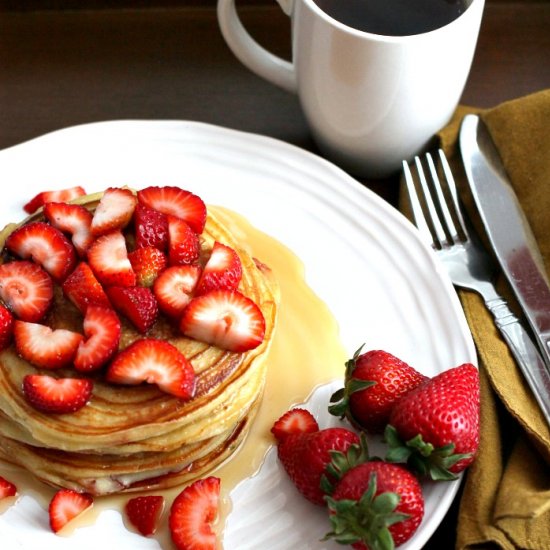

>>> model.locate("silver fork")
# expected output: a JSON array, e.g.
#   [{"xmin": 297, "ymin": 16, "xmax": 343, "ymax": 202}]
[{"xmin": 403, "ymin": 150, "xmax": 550, "ymax": 427}]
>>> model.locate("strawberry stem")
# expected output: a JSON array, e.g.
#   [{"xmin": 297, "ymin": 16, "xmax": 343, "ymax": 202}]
[
  {"xmin": 328, "ymin": 344, "xmax": 375, "ymax": 420},
  {"xmin": 324, "ymin": 473, "xmax": 409, "ymax": 550},
  {"xmin": 321, "ymin": 433, "xmax": 370, "ymax": 495},
  {"xmin": 383, "ymin": 425, "xmax": 472, "ymax": 481}
]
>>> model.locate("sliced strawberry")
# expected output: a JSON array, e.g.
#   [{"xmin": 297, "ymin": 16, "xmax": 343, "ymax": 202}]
[
  {"xmin": 167, "ymin": 216, "xmax": 200, "ymax": 266},
  {"xmin": 23, "ymin": 374, "xmax": 93, "ymax": 414},
  {"xmin": 62, "ymin": 262, "xmax": 112, "ymax": 314},
  {"xmin": 14, "ymin": 320, "xmax": 83, "ymax": 369},
  {"xmin": 0, "ymin": 476, "xmax": 17, "ymax": 500},
  {"xmin": 153, "ymin": 265, "xmax": 201, "ymax": 318},
  {"xmin": 138, "ymin": 186, "xmax": 207, "ymax": 234},
  {"xmin": 6, "ymin": 221, "xmax": 77, "ymax": 282},
  {"xmin": 195, "ymin": 242, "xmax": 242, "ymax": 295},
  {"xmin": 169, "ymin": 476, "xmax": 220, "ymax": 550},
  {"xmin": 0, "ymin": 304, "xmax": 14, "ymax": 350},
  {"xmin": 180, "ymin": 290, "xmax": 266, "ymax": 352},
  {"xmin": 128, "ymin": 246, "xmax": 167, "ymax": 287},
  {"xmin": 23, "ymin": 186, "xmax": 86, "ymax": 214},
  {"xmin": 88, "ymin": 231, "xmax": 136, "ymax": 287},
  {"xmin": 48, "ymin": 488, "xmax": 93, "ymax": 533},
  {"xmin": 106, "ymin": 338, "xmax": 195, "ymax": 399},
  {"xmin": 106, "ymin": 286, "xmax": 158, "ymax": 333},
  {"xmin": 91, "ymin": 187, "xmax": 137, "ymax": 237},
  {"xmin": 134, "ymin": 203, "xmax": 169, "ymax": 250},
  {"xmin": 44, "ymin": 202, "xmax": 94, "ymax": 257},
  {"xmin": 74, "ymin": 306, "xmax": 121, "ymax": 372},
  {"xmin": 125, "ymin": 495, "xmax": 165, "ymax": 536},
  {"xmin": 0, "ymin": 261, "xmax": 53, "ymax": 322},
  {"xmin": 271, "ymin": 408, "xmax": 319, "ymax": 443}
]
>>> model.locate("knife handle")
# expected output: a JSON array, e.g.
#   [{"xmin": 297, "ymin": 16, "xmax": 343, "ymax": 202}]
[{"xmin": 486, "ymin": 298, "xmax": 550, "ymax": 427}]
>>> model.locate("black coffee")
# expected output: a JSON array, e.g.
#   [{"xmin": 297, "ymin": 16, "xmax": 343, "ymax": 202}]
[{"xmin": 314, "ymin": 0, "xmax": 468, "ymax": 36}]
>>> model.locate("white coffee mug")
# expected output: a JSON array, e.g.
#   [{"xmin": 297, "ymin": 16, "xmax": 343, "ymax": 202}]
[{"xmin": 217, "ymin": 0, "xmax": 485, "ymax": 178}]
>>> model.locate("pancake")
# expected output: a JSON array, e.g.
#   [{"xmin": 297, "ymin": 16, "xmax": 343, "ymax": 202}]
[{"xmin": 0, "ymin": 190, "xmax": 278, "ymax": 495}]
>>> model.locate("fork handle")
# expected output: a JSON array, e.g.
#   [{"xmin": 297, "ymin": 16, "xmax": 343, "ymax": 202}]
[{"xmin": 486, "ymin": 298, "xmax": 550, "ymax": 427}]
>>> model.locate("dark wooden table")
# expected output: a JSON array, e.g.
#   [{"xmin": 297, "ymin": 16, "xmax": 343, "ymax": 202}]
[{"xmin": 0, "ymin": 2, "xmax": 549, "ymax": 548}]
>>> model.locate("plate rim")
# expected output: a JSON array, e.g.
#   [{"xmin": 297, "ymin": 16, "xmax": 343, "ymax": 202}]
[{"xmin": 0, "ymin": 119, "xmax": 476, "ymax": 550}]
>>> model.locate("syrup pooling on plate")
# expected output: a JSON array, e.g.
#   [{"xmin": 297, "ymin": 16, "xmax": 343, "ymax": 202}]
[{"xmin": 0, "ymin": 205, "xmax": 347, "ymax": 547}]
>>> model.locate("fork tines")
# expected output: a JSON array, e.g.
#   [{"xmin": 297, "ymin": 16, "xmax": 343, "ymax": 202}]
[{"xmin": 403, "ymin": 150, "xmax": 468, "ymax": 250}]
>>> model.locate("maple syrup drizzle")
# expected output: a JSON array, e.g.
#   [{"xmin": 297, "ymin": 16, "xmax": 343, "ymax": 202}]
[{"xmin": 0, "ymin": 207, "xmax": 347, "ymax": 548}]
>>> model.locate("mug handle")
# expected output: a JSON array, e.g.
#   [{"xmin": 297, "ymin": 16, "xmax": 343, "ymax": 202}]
[{"xmin": 217, "ymin": 0, "xmax": 298, "ymax": 94}]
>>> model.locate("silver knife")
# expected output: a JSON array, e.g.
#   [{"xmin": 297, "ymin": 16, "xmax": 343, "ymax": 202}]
[{"xmin": 460, "ymin": 113, "xmax": 550, "ymax": 371}]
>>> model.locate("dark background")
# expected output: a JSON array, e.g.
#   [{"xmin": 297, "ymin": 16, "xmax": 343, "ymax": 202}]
[
  {"xmin": 0, "ymin": 0, "xmax": 547, "ymax": 8},
  {"xmin": 1, "ymin": 0, "xmax": 548, "ymax": 156}
]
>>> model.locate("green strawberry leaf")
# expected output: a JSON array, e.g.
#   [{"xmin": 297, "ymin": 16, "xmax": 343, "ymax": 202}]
[
  {"xmin": 328, "ymin": 344, "xmax": 376, "ymax": 421},
  {"xmin": 324, "ymin": 472, "xmax": 409, "ymax": 550},
  {"xmin": 329, "ymin": 387, "xmax": 346, "ymax": 403},
  {"xmin": 427, "ymin": 463, "xmax": 458, "ymax": 481},
  {"xmin": 384, "ymin": 425, "xmax": 471, "ymax": 481},
  {"xmin": 327, "ymin": 401, "xmax": 347, "ymax": 418},
  {"xmin": 348, "ymin": 378, "xmax": 376, "ymax": 395},
  {"xmin": 405, "ymin": 434, "xmax": 435, "ymax": 457},
  {"xmin": 371, "ymin": 492, "xmax": 400, "ymax": 515},
  {"xmin": 324, "ymin": 433, "xmax": 371, "ymax": 492},
  {"xmin": 374, "ymin": 528, "xmax": 395, "ymax": 550},
  {"xmin": 384, "ymin": 426, "xmax": 412, "ymax": 462}
]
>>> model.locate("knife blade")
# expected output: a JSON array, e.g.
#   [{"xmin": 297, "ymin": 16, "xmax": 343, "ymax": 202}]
[{"xmin": 459, "ymin": 113, "xmax": 550, "ymax": 371}]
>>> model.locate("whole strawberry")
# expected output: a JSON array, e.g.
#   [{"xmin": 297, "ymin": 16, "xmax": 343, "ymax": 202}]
[
  {"xmin": 276, "ymin": 424, "xmax": 360, "ymax": 506},
  {"xmin": 329, "ymin": 348, "xmax": 427, "ymax": 434},
  {"xmin": 325, "ymin": 461, "xmax": 424, "ymax": 550},
  {"xmin": 385, "ymin": 363, "xmax": 480, "ymax": 480}
]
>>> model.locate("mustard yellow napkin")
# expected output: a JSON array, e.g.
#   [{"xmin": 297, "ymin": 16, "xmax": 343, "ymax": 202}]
[{"xmin": 434, "ymin": 90, "xmax": 550, "ymax": 550}]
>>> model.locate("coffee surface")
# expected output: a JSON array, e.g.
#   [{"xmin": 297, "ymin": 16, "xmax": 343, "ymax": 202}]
[{"xmin": 314, "ymin": 0, "xmax": 468, "ymax": 36}]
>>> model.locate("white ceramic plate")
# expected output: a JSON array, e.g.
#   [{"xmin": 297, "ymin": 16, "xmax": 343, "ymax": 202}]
[{"xmin": 0, "ymin": 121, "xmax": 476, "ymax": 549}]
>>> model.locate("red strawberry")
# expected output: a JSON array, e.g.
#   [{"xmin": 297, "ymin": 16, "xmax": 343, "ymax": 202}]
[
  {"xmin": 329, "ymin": 348, "xmax": 427, "ymax": 434},
  {"xmin": 14, "ymin": 320, "xmax": 83, "ymax": 369},
  {"xmin": 88, "ymin": 231, "xmax": 136, "ymax": 287},
  {"xmin": 277, "ymin": 427, "xmax": 360, "ymax": 505},
  {"xmin": 195, "ymin": 242, "xmax": 242, "ymax": 295},
  {"xmin": 271, "ymin": 408, "xmax": 319, "ymax": 443},
  {"xmin": 325, "ymin": 461, "xmax": 424, "ymax": 549},
  {"xmin": 134, "ymin": 203, "xmax": 169, "ymax": 250},
  {"xmin": 6, "ymin": 221, "xmax": 76, "ymax": 282},
  {"xmin": 107, "ymin": 286, "xmax": 158, "ymax": 333},
  {"xmin": 74, "ymin": 306, "xmax": 121, "ymax": 372},
  {"xmin": 125, "ymin": 495, "xmax": 165, "ymax": 537},
  {"xmin": 23, "ymin": 374, "xmax": 93, "ymax": 414},
  {"xmin": 43, "ymin": 202, "xmax": 94, "ymax": 257},
  {"xmin": 0, "ymin": 261, "xmax": 53, "ymax": 322},
  {"xmin": 167, "ymin": 216, "xmax": 200, "ymax": 266},
  {"xmin": 180, "ymin": 290, "xmax": 265, "ymax": 352},
  {"xmin": 23, "ymin": 185, "xmax": 86, "ymax": 214},
  {"xmin": 0, "ymin": 476, "xmax": 17, "ymax": 499},
  {"xmin": 62, "ymin": 262, "xmax": 112, "ymax": 314},
  {"xmin": 128, "ymin": 246, "xmax": 167, "ymax": 287},
  {"xmin": 138, "ymin": 186, "xmax": 207, "ymax": 234},
  {"xmin": 386, "ymin": 363, "xmax": 480, "ymax": 479},
  {"xmin": 48, "ymin": 488, "xmax": 93, "ymax": 533},
  {"xmin": 0, "ymin": 304, "xmax": 14, "ymax": 350},
  {"xmin": 91, "ymin": 187, "xmax": 137, "ymax": 237},
  {"xmin": 153, "ymin": 265, "xmax": 201, "ymax": 318},
  {"xmin": 169, "ymin": 476, "xmax": 220, "ymax": 550},
  {"xmin": 106, "ymin": 338, "xmax": 195, "ymax": 399}
]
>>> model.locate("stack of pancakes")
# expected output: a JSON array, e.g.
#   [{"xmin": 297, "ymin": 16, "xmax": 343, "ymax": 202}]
[{"xmin": 0, "ymin": 195, "xmax": 278, "ymax": 496}]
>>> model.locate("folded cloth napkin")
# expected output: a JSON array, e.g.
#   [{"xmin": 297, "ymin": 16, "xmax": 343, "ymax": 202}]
[{"xmin": 433, "ymin": 89, "xmax": 550, "ymax": 550}]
